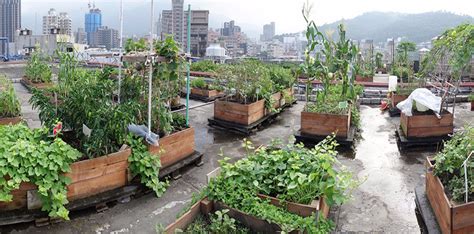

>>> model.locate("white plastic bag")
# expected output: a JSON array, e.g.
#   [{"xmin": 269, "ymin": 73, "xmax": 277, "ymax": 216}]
[
  {"xmin": 388, "ymin": 76, "xmax": 398, "ymax": 92},
  {"xmin": 396, "ymin": 88, "xmax": 441, "ymax": 117}
]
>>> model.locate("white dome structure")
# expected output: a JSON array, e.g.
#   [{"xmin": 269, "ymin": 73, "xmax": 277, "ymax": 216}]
[{"xmin": 206, "ymin": 43, "xmax": 226, "ymax": 58}]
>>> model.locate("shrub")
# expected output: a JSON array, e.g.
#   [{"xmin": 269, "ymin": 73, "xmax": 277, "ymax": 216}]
[
  {"xmin": 191, "ymin": 78, "xmax": 207, "ymax": 89},
  {"xmin": 25, "ymin": 49, "xmax": 52, "ymax": 83},
  {"xmin": 191, "ymin": 60, "xmax": 220, "ymax": 72},
  {"xmin": 0, "ymin": 75, "xmax": 21, "ymax": 118}
]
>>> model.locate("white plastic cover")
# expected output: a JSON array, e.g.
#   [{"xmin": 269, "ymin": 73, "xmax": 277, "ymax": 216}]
[
  {"xmin": 388, "ymin": 76, "xmax": 398, "ymax": 92},
  {"xmin": 396, "ymin": 88, "xmax": 441, "ymax": 117}
]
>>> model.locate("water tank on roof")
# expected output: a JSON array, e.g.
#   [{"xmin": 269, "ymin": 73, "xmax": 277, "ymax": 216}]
[{"xmin": 206, "ymin": 43, "xmax": 226, "ymax": 57}]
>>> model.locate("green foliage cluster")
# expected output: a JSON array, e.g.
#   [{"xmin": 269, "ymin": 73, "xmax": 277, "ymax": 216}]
[
  {"xmin": 125, "ymin": 38, "xmax": 148, "ymax": 53},
  {"xmin": 0, "ymin": 124, "xmax": 81, "ymax": 219},
  {"xmin": 191, "ymin": 78, "xmax": 207, "ymax": 89},
  {"xmin": 30, "ymin": 50, "xmax": 169, "ymax": 198},
  {"xmin": 127, "ymin": 135, "xmax": 168, "ymax": 197},
  {"xmin": 215, "ymin": 60, "xmax": 276, "ymax": 110},
  {"xmin": 205, "ymin": 137, "xmax": 359, "ymax": 233},
  {"xmin": 301, "ymin": 3, "xmax": 360, "ymax": 121},
  {"xmin": 434, "ymin": 127, "xmax": 474, "ymax": 202},
  {"xmin": 25, "ymin": 48, "xmax": 52, "ymax": 83},
  {"xmin": 190, "ymin": 60, "xmax": 220, "ymax": 73},
  {"xmin": 0, "ymin": 75, "xmax": 21, "ymax": 118},
  {"xmin": 422, "ymin": 23, "xmax": 474, "ymax": 80},
  {"xmin": 267, "ymin": 64, "xmax": 296, "ymax": 92},
  {"xmin": 469, "ymin": 93, "xmax": 474, "ymax": 102}
]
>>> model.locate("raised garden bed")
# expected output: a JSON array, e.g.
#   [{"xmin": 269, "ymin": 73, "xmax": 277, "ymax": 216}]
[
  {"xmin": 164, "ymin": 198, "xmax": 214, "ymax": 234},
  {"xmin": 257, "ymin": 194, "xmax": 329, "ymax": 218},
  {"xmin": 300, "ymin": 108, "xmax": 351, "ymax": 138},
  {"xmin": 149, "ymin": 127, "xmax": 195, "ymax": 169},
  {"xmin": 0, "ymin": 147, "xmax": 132, "ymax": 213},
  {"xmin": 0, "ymin": 116, "xmax": 22, "ymax": 126},
  {"xmin": 391, "ymin": 93, "xmax": 409, "ymax": 109},
  {"xmin": 191, "ymin": 88, "xmax": 223, "ymax": 99},
  {"xmin": 214, "ymin": 99, "xmax": 266, "ymax": 126},
  {"xmin": 425, "ymin": 158, "xmax": 474, "ymax": 233},
  {"xmin": 20, "ymin": 76, "xmax": 53, "ymax": 91},
  {"xmin": 355, "ymin": 76, "xmax": 373, "ymax": 82},
  {"xmin": 400, "ymin": 110, "xmax": 453, "ymax": 138}
]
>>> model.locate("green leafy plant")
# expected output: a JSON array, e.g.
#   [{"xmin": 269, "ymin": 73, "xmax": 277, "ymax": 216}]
[
  {"xmin": 127, "ymin": 135, "xmax": 168, "ymax": 197},
  {"xmin": 422, "ymin": 24, "xmax": 473, "ymax": 82},
  {"xmin": 0, "ymin": 124, "xmax": 81, "ymax": 219},
  {"xmin": 215, "ymin": 60, "xmax": 276, "ymax": 111},
  {"xmin": 25, "ymin": 47, "xmax": 52, "ymax": 83},
  {"xmin": 434, "ymin": 127, "xmax": 474, "ymax": 202},
  {"xmin": 267, "ymin": 64, "xmax": 296, "ymax": 92},
  {"xmin": 468, "ymin": 93, "xmax": 474, "ymax": 102},
  {"xmin": 190, "ymin": 60, "xmax": 220, "ymax": 73},
  {"xmin": 205, "ymin": 136, "xmax": 359, "ymax": 233},
  {"xmin": 125, "ymin": 38, "xmax": 148, "ymax": 53},
  {"xmin": 301, "ymin": 2, "xmax": 359, "ymax": 119},
  {"xmin": 191, "ymin": 78, "xmax": 207, "ymax": 89},
  {"xmin": 0, "ymin": 75, "xmax": 21, "ymax": 118}
]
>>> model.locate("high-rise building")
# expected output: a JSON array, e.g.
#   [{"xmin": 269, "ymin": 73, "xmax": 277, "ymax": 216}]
[
  {"xmin": 161, "ymin": 0, "xmax": 209, "ymax": 57},
  {"xmin": 89, "ymin": 26, "xmax": 119, "ymax": 50},
  {"xmin": 85, "ymin": 4, "xmax": 102, "ymax": 45},
  {"xmin": 261, "ymin": 22, "xmax": 275, "ymax": 42},
  {"xmin": 42, "ymin": 9, "xmax": 72, "ymax": 36},
  {"xmin": 75, "ymin": 28, "xmax": 87, "ymax": 44},
  {"xmin": 0, "ymin": 0, "xmax": 21, "ymax": 54},
  {"xmin": 221, "ymin": 20, "xmax": 241, "ymax": 37}
]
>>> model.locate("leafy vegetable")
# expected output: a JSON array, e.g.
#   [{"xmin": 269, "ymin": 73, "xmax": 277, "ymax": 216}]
[
  {"xmin": 25, "ymin": 48, "xmax": 52, "ymax": 83},
  {"xmin": 0, "ymin": 124, "xmax": 81, "ymax": 219},
  {"xmin": 434, "ymin": 127, "xmax": 474, "ymax": 202}
]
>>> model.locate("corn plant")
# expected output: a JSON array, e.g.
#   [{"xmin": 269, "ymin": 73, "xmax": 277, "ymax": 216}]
[
  {"xmin": 0, "ymin": 75, "xmax": 21, "ymax": 118},
  {"xmin": 25, "ymin": 48, "xmax": 52, "ymax": 83}
]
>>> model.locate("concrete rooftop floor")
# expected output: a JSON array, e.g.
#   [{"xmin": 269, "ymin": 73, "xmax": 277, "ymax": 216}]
[{"xmin": 1, "ymin": 63, "xmax": 473, "ymax": 234}]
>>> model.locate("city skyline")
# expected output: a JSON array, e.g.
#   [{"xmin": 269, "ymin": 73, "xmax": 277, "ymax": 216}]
[{"xmin": 20, "ymin": 0, "xmax": 474, "ymax": 39}]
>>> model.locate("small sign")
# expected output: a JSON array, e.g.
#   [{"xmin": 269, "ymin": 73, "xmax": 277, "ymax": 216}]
[{"xmin": 83, "ymin": 124, "xmax": 92, "ymax": 138}]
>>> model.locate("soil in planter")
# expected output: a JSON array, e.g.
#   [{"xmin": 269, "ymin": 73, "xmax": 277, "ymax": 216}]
[
  {"xmin": 178, "ymin": 214, "xmax": 250, "ymax": 233},
  {"xmin": 410, "ymin": 109, "xmax": 451, "ymax": 116}
]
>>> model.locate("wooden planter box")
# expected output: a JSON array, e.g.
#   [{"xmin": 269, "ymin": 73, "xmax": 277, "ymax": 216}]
[
  {"xmin": 391, "ymin": 93, "xmax": 409, "ymax": 109},
  {"xmin": 0, "ymin": 147, "xmax": 131, "ymax": 211},
  {"xmin": 355, "ymin": 76, "xmax": 373, "ymax": 82},
  {"xmin": 301, "ymin": 108, "xmax": 351, "ymax": 138},
  {"xmin": 21, "ymin": 76, "xmax": 53, "ymax": 90},
  {"xmin": 165, "ymin": 198, "xmax": 214, "ymax": 234},
  {"xmin": 257, "ymin": 194, "xmax": 329, "ymax": 218},
  {"xmin": 400, "ymin": 111, "xmax": 453, "ymax": 138},
  {"xmin": 214, "ymin": 99, "xmax": 266, "ymax": 126},
  {"xmin": 149, "ymin": 127, "xmax": 195, "ymax": 169},
  {"xmin": 425, "ymin": 158, "xmax": 474, "ymax": 233},
  {"xmin": 280, "ymin": 87, "xmax": 294, "ymax": 107},
  {"xmin": 191, "ymin": 88, "xmax": 223, "ymax": 98},
  {"xmin": 271, "ymin": 92, "xmax": 282, "ymax": 109},
  {"xmin": 0, "ymin": 116, "xmax": 22, "ymax": 126}
]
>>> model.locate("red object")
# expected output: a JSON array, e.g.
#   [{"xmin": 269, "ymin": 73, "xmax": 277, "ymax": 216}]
[{"xmin": 380, "ymin": 101, "xmax": 389, "ymax": 111}]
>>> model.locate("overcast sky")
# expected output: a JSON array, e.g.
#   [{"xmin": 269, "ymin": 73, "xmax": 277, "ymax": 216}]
[{"xmin": 22, "ymin": 0, "xmax": 474, "ymax": 38}]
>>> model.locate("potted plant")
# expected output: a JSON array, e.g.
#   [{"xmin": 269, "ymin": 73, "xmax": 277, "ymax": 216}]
[
  {"xmin": 425, "ymin": 127, "xmax": 474, "ymax": 233},
  {"xmin": 268, "ymin": 64, "xmax": 296, "ymax": 108},
  {"xmin": 25, "ymin": 52, "xmax": 168, "ymax": 222},
  {"xmin": 212, "ymin": 60, "xmax": 277, "ymax": 126},
  {"xmin": 122, "ymin": 36, "xmax": 198, "ymax": 171},
  {"xmin": 299, "ymin": 11, "xmax": 362, "ymax": 140},
  {"xmin": 21, "ymin": 47, "xmax": 53, "ymax": 90},
  {"xmin": 402, "ymin": 24, "xmax": 473, "ymax": 139},
  {"xmin": 202, "ymin": 136, "xmax": 358, "ymax": 233},
  {"xmin": 190, "ymin": 77, "xmax": 224, "ymax": 100},
  {"xmin": 0, "ymin": 75, "xmax": 22, "ymax": 125}
]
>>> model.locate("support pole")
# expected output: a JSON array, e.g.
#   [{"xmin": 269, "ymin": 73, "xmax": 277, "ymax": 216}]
[
  {"xmin": 185, "ymin": 4, "xmax": 191, "ymax": 127},
  {"xmin": 148, "ymin": 0, "xmax": 155, "ymax": 136},
  {"xmin": 117, "ymin": 0, "xmax": 124, "ymax": 103}
]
